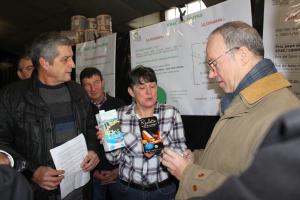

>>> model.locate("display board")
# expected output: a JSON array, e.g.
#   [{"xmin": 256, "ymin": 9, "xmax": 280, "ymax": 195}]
[
  {"xmin": 76, "ymin": 33, "xmax": 116, "ymax": 96},
  {"xmin": 130, "ymin": 0, "xmax": 252, "ymax": 115},
  {"xmin": 263, "ymin": 0, "xmax": 300, "ymax": 98}
]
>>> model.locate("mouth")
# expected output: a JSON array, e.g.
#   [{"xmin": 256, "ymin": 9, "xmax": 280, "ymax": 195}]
[
  {"xmin": 145, "ymin": 97, "xmax": 155, "ymax": 102},
  {"xmin": 90, "ymin": 92, "xmax": 97, "ymax": 96}
]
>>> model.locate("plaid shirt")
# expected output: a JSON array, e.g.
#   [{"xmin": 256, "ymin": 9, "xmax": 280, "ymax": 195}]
[{"xmin": 105, "ymin": 102, "xmax": 187, "ymax": 185}]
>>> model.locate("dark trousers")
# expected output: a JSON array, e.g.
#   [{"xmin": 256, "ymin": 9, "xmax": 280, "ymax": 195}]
[
  {"xmin": 110, "ymin": 179, "xmax": 176, "ymax": 200},
  {"xmin": 93, "ymin": 178, "xmax": 118, "ymax": 200}
]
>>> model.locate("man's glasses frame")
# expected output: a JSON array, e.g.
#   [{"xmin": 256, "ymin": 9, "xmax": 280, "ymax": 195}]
[
  {"xmin": 18, "ymin": 66, "xmax": 34, "ymax": 72},
  {"xmin": 207, "ymin": 47, "xmax": 240, "ymax": 72}
]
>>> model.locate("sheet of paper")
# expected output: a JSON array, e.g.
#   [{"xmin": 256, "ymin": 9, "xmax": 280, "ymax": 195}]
[{"xmin": 50, "ymin": 134, "xmax": 90, "ymax": 199}]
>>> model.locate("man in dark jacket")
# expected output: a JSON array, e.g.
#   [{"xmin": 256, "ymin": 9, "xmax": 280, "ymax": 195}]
[
  {"xmin": 80, "ymin": 67, "xmax": 125, "ymax": 200},
  {"xmin": 0, "ymin": 165, "xmax": 33, "ymax": 200},
  {"xmin": 189, "ymin": 107, "xmax": 300, "ymax": 200},
  {"xmin": 0, "ymin": 33, "xmax": 99, "ymax": 200},
  {"xmin": 17, "ymin": 54, "xmax": 34, "ymax": 80}
]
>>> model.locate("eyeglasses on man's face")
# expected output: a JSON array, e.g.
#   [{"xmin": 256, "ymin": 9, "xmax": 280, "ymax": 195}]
[
  {"xmin": 19, "ymin": 65, "xmax": 34, "ymax": 72},
  {"xmin": 207, "ymin": 47, "xmax": 240, "ymax": 73}
]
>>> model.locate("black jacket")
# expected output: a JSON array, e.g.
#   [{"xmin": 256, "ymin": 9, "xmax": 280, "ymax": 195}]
[
  {"xmin": 0, "ymin": 75, "xmax": 98, "ymax": 199},
  {"xmin": 0, "ymin": 165, "xmax": 33, "ymax": 200}
]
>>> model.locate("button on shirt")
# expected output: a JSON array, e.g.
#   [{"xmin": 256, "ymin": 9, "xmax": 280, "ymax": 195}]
[{"xmin": 105, "ymin": 102, "xmax": 187, "ymax": 185}]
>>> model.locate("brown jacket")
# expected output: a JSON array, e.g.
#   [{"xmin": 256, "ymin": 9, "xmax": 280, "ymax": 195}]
[{"xmin": 176, "ymin": 73, "xmax": 300, "ymax": 199}]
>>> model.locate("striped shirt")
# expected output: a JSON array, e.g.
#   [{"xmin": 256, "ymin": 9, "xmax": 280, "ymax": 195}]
[
  {"xmin": 105, "ymin": 102, "xmax": 187, "ymax": 185},
  {"xmin": 38, "ymin": 82, "xmax": 76, "ymax": 146}
]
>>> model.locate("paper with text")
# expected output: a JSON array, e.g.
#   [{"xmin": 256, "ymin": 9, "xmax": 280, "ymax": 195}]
[{"xmin": 50, "ymin": 134, "xmax": 90, "ymax": 199}]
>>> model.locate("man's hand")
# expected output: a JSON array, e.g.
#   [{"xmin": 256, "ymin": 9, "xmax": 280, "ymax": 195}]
[
  {"xmin": 161, "ymin": 148, "xmax": 193, "ymax": 181},
  {"xmin": 81, "ymin": 150, "xmax": 100, "ymax": 172},
  {"xmin": 183, "ymin": 149, "xmax": 194, "ymax": 163},
  {"xmin": 0, "ymin": 152, "xmax": 10, "ymax": 165},
  {"xmin": 32, "ymin": 166, "xmax": 64, "ymax": 190},
  {"xmin": 93, "ymin": 168, "xmax": 119, "ymax": 185}
]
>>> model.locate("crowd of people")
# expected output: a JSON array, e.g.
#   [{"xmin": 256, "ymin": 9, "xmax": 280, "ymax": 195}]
[{"xmin": 0, "ymin": 20, "xmax": 300, "ymax": 200}]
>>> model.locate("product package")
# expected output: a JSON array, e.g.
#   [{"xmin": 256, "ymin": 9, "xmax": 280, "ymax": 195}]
[
  {"xmin": 138, "ymin": 116, "xmax": 164, "ymax": 154},
  {"xmin": 95, "ymin": 109, "xmax": 125, "ymax": 152}
]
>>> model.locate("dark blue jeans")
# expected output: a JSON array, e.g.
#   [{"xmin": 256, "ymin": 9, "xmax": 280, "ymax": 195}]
[
  {"xmin": 93, "ymin": 178, "xmax": 118, "ymax": 200},
  {"xmin": 110, "ymin": 179, "xmax": 176, "ymax": 200}
]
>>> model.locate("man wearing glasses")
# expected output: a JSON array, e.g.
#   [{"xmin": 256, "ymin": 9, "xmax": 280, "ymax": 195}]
[
  {"xmin": 17, "ymin": 55, "xmax": 34, "ymax": 80},
  {"xmin": 161, "ymin": 21, "xmax": 300, "ymax": 199}
]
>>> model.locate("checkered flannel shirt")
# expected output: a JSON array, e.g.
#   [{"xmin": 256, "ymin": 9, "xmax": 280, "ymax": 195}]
[{"xmin": 105, "ymin": 102, "xmax": 187, "ymax": 185}]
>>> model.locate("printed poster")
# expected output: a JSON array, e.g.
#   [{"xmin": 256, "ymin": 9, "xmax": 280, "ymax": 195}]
[
  {"xmin": 130, "ymin": 0, "xmax": 252, "ymax": 115},
  {"xmin": 76, "ymin": 33, "xmax": 116, "ymax": 96}
]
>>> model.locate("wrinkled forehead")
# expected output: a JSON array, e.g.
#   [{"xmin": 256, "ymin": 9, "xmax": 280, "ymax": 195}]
[
  {"xmin": 206, "ymin": 33, "xmax": 226, "ymax": 56},
  {"xmin": 207, "ymin": 33, "xmax": 226, "ymax": 48},
  {"xmin": 56, "ymin": 45, "xmax": 73, "ymax": 56}
]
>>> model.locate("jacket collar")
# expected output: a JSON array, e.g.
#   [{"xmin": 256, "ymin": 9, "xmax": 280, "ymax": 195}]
[
  {"xmin": 207, "ymin": 72, "xmax": 291, "ymax": 148},
  {"xmin": 24, "ymin": 73, "xmax": 83, "ymax": 106},
  {"xmin": 222, "ymin": 72, "xmax": 291, "ymax": 118},
  {"xmin": 220, "ymin": 59, "xmax": 277, "ymax": 114},
  {"xmin": 240, "ymin": 72, "xmax": 291, "ymax": 104}
]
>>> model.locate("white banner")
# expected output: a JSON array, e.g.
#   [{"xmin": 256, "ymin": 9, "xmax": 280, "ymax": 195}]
[
  {"xmin": 76, "ymin": 33, "xmax": 116, "ymax": 96},
  {"xmin": 263, "ymin": 0, "xmax": 300, "ymax": 98},
  {"xmin": 130, "ymin": 0, "xmax": 252, "ymax": 115}
]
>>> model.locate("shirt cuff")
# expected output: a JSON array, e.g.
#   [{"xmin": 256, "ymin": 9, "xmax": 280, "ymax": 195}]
[{"xmin": 0, "ymin": 150, "xmax": 14, "ymax": 167}]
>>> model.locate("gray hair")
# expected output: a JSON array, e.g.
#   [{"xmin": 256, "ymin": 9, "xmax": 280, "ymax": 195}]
[
  {"xmin": 210, "ymin": 21, "xmax": 264, "ymax": 57},
  {"xmin": 29, "ymin": 32, "xmax": 72, "ymax": 68}
]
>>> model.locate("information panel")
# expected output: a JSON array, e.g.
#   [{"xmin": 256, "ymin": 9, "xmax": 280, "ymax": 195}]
[
  {"xmin": 76, "ymin": 33, "xmax": 116, "ymax": 96},
  {"xmin": 130, "ymin": 0, "xmax": 252, "ymax": 115},
  {"xmin": 263, "ymin": 0, "xmax": 300, "ymax": 98}
]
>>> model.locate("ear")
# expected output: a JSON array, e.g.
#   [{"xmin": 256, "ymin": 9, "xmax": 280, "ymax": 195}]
[
  {"xmin": 238, "ymin": 46, "xmax": 250, "ymax": 63},
  {"xmin": 17, "ymin": 70, "xmax": 22, "ymax": 79},
  {"xmin": 128, "ymin": 87, "xmax": 135, "ymax": 98},
  {"xmin": 39, "ymin": 57, "xmax": 50, "ymax": 71}
]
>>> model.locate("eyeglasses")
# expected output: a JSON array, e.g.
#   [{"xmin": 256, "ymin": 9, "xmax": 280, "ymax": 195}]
[
  {"xmin": 207, "ymin": 47, "xmax": 240, "ymax": 72},
  {"xmin": 19, "ymin": 65, "xmax": 34, "ymax": 72}
]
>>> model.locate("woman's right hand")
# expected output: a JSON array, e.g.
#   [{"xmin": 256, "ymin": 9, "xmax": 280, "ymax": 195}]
[{"xmin": 96, "ymin": 126, "xmax": 105, "ymax": 144}]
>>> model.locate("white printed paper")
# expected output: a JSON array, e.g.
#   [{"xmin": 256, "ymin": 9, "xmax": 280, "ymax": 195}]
[{"xmin": 50, "ymin": 134, "xmax": 90, "ymax": 199}]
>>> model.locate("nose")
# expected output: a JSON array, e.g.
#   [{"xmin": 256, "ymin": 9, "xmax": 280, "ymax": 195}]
[
  {"xmin": 208, "ymin": 69, "xmax": 217, "ymax": 79},
  {"xmin": 69, "ymin": 58, "xmax": 75, "ymax": 68},
  {"xmin": 146, "ymin": 86, "xmax": 151, "ymax": 94},
  {"xmin": 90, "ymin": 84, "xmax": 97, "ymax": 92}
]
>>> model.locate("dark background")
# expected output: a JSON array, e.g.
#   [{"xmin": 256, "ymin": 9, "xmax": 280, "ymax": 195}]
[{"xmin": 0, "ymin": 0, "xmax": 265, "ymax": 149}]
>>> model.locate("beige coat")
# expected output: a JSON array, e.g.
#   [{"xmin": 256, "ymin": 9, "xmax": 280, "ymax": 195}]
[{"xmin": 176, "ymin": 73, "xmax": 300, "ymax": 200}]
